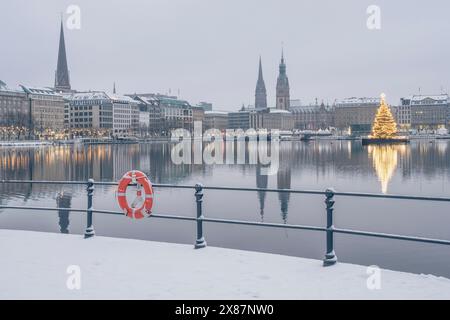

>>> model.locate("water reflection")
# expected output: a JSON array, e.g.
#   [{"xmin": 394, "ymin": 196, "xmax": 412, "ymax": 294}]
[
  {"xmin": 368, "ymin": 145, "xmax": 406, "ymax": 194},
  {"xmin": 1, "ymin": 140, "xmax": 450, "ymax": 215},
  {"xmin": 56, "ymin": 192, "xmax": 72, "ymax": 233},
  {"xmin": 2, "ymin": 141, "xmax": 450, "ymax": 278}
]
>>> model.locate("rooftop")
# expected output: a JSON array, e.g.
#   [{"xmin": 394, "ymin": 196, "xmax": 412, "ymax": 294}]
[
  {"xmin": 20, "ymin": 85, "xmax": 61, "ymax": 97},
  {"xmin": 204, "ymin": 110, "xmax": 229, "ymax": 116},
  {"xmin": 336, "ymin": 97, "xmax": 380, "ymax": 106},
  {"xmin": 410, "ymin": 94, "xmax": 448, "ymax": 104}
]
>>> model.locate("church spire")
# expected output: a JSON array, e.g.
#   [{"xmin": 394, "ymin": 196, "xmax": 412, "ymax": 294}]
[
  {"xmin": 55, "ymin": 18, "xmax": 71, "ymax": 92},
  {"xmin": 276, "ymin": 47, "xmax": 290, "ymax": 110},
  {"xmin": 255, "ymin": 56, "xmax": 267, "ymax": 110}
]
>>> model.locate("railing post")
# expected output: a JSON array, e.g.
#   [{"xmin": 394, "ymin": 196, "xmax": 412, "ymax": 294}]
[
  {"xmin": 323, "ymin": 187, "xmax": 337, "ymax": 266},
  {"xmin": 84, "ymin": 178, "xmax": 95, "ymax": 238},
  {"xmin": 194, "ymin": 183, "xmax": 206, "ymax": 249}
]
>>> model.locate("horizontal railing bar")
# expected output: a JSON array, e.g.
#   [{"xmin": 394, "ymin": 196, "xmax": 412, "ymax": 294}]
[
  {"xmin": 92, "ymin": 209, "xmax": 197, "ymax": 221},
  {"xmin": 0, "ymin": 205, "xmax": 86, "ymax": 213},
  {"xmin": 202, "ymin": 217, "xmax": 327, "ymax": 232},
  {"xmin": 333, "ymin": 192, "xmax": 450, "ymax": 202},
  {"xmin": 333, "ymin": 228, "xmax": 450, "ymax": 246},
  {"xmin": 1, "ymin": 179, "xmax": 450, "ymax": 202},
  {"xmin": 2, "ymin": 204, "xmax": 450, "ymax": 247}
]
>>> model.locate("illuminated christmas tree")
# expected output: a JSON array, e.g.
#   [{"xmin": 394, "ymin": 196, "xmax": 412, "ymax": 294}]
[{"xmin": 370, "ymin": 93, "xmax": 397, "ymax": 139}]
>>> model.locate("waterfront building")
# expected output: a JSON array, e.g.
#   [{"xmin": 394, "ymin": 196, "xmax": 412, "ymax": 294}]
[
  {"xmin": 128, "ymin": 93, "xmax": 193, "ymax": 134},
  {"xmin": 54, "ymin": 20, "xmax": 71, "ymax": 93},
  {"xmin": 261, "ymin": 109, "xmax": 294, "ymax": 130},
  {"xmin": 20, "ymin": 85, "xmax": 65, "ymax": 134},
  {"xmin": 334, "ymin": 97, "xmax": 380, "ymax": 136},
  {"xmin": 290, "ymin": 99, "xmax": 334, "ymax": 130},
  {"xmin": 228, "ymin": 109, "xmax": 251, "ymax": 130},
  {"xmin": 111, "ymin": 94, "xmax": 139, "ymax": 134},
  {"xmin": 228, "ymin": 105, "xmax": 257, "ymax": 130},
  {"xmin": 204, "ymin": 111, "xmax": 229, "ymax": 131},
  {"xmin": 276, "ymin": 50, "xmax": 290, "ymax": 110},
  {"xmin": 158, "ymin": 96, "xmax": 193, "ymax": 133},
  {"xmin": 129, "ymin": 95, "xmax": 162, "ymax": 135},
  {"xmin": 396, "ymin": 97, "xmax": 412, "ymax": 131},
  {"xmin": 192, "ymin": 106, "xmax": 205, "ymax": 131},
  {"xmin": 255, "ymin": 57, "xmax": 267, "ymax": 110},
  {"xmin": 196, "ymin": 101, "xmax": 213, "ymax": 111},
  {"xmin": 401, "ymin": 94, "xmax": 449, "ymax": 131},
  {"xmin": 0, "ymin": 80, "xmax": 29, "ymax": 130},
  {"xmin": 69, "ymin": 92, "xmax": 113, "ymax": 131},
  {"xmin": 69, "ymin": 92, "xmax": 139, "ymax": 134}
]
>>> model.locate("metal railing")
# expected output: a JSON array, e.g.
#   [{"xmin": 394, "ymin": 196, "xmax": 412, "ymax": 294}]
[{"xmin": 1, "ymin": 179, "xmax": 450, "ymax": 266}]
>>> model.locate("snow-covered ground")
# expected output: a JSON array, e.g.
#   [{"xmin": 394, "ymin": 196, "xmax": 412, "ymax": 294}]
[{"xmin": 1, "ymin": 229, "xmax": 450, "ymax": 299}]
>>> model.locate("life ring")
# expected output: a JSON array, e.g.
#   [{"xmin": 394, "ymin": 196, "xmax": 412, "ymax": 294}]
[{"xmin": 116, "ymin": 170, "xmax": 153, "ymax": 219}]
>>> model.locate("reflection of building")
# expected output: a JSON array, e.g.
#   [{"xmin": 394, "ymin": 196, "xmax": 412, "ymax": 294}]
[
  {"xmin": 255, "ymin": 164, "xmax": 268, "ymax": 221},
  {"xmin": 277, "ymin": 144, "xmax": 292, "ymax": 222},
  {"xmin": 20, "ymin": 85, "xmax": 65, "ymax": 132},
  {"xmin": 334, "ymin": 97, "xmax": 380, "ymax": 136},
  {"xmin": 400, "ymin": 94, "xmax": 449, "ymax": 130},
  {"xmin": 56, "ymin": 192, "xmax": 72, "ymax": 233}
]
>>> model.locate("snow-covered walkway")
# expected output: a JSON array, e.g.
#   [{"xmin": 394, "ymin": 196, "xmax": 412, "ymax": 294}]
[{"xmin": 1, "ymin": 229, "xmax": 450, "ymax": 299}]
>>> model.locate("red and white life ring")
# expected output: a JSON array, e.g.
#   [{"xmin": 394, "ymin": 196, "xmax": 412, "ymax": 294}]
[{"xmin": 116, "ymin": 170, "xmax": 153, "ymax": 219}]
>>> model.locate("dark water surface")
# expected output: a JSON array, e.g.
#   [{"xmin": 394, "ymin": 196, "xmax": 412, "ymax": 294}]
[{"xmin": 1, "ymin": 140, "xmax": 450, "ymax": 277}]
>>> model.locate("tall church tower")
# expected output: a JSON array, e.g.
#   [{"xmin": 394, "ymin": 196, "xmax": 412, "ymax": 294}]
[
  {"xmin": 276, "ymin": 49, "xmax": 290, "ymax": 110},
  {"xmin": 54, "ymin": 19, "xmax": 71, "ymax": 92},
  {"xmin": 255, "ymin": 56, "xmax": 267, "ymax": 110}
]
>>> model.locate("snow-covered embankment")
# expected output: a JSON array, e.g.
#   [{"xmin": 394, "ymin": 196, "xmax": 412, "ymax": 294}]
[{"xmin": 1, "ymin": 229, "xmax": 450, "ymax": 299}]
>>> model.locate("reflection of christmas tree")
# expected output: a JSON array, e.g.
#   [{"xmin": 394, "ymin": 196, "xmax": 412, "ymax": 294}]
[
  {"xmin": 368, "ymin": 145, "xmax": 405, "ymax": 194},
  {"xmin": 371, "ymin": 94, "xmax": 397, "ymax": 139}
]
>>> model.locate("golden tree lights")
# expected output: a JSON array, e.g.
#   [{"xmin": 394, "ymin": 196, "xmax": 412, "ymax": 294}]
[
  {"xmin": 368, "ymin": 145, "xmax": 406, "ymax": 194},
  {"xmin": 370, "ymin": 93, "xmax": 398, "ymax": 139}
]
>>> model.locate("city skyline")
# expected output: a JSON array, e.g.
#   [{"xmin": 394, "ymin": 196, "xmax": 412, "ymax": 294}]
[{"xmin": 1, "ymin": 0, "xmax": 450, "ymax": 110}]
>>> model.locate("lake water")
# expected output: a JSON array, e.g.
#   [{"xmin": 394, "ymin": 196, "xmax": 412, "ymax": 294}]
[{"xmin": 1, "ymin": 140, "xmax": 450, "ymax": 277}]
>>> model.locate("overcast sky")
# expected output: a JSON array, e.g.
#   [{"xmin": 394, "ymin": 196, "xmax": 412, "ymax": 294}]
[{"xmin": 1, "ymin": 0, "xmax": 449, "ymax": 110}]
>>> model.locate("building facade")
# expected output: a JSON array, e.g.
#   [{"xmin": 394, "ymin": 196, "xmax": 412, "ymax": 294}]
[
  {"xmin": 68, "ymin": 92, "xmax": 114, "ymax": 131},
  {"xmin": 405, "ymin": 94, "xmax": 449, "ymax": 130},
  {"xmin": 68, "ymin": 92, "xmax": 139, "ymax": 134},
  {"xmin": 191, "ymin": 106, "xmax": 205, "ymax": 131},
  {"xmin": 334, "ymin": 97, "xmax": 380, "ymax": 135},
  {"xmin": 261, "ymin": 109, "xmax": 294, "ymax": 130},
  {"xmin": 196, "ymin": 101, "xmax": 213, "ymax": 111},
  {"xmin": 290, "ymin": 99, "xmax": 334, "ymax": 130},
  {"xmin": 204, "ymin": 111, "xmax": 229, "ymax": 131},
  {"xmin": 228, "ymin": 106, "xmax": 253, "ymax": 130},
  {"xmin": 255, "ymin": 57, "xmax": 267, "ymax": 110},
  {"xmin": 276, "ymin": 50, "xmax": 290, "ymax": 110},
  {"xmin": 20, "ymin": 85, "xmax": 65, "ymax": 133},
  {"xmin": 111, "ymin": 95, "xmax": 139, "ymax": 134},
  {"xmin": 0, "ymin": 81, "xmax": 29, "ymax": 130},
  {"xmin": 129, "ymin": 95, "xmax": 162, "ymax": 135}
]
